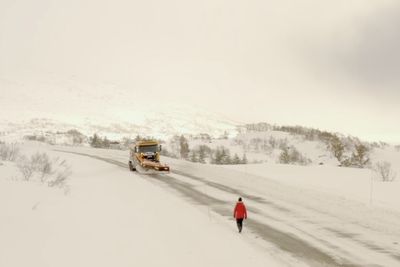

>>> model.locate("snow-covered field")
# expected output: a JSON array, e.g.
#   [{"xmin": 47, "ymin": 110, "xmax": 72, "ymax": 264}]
[
  {"xmin": 225, "ymin": 162, "xmax": 400, "ymax": 212},
  {"xmin": 0, "ymin": 142, "xmax": 282, "ymax": 267},
  {"xmin": 2, "ymin": 142, "xmax": 400, "ymax": 266}
]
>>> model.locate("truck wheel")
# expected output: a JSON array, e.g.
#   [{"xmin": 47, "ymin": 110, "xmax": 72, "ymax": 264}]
[{"xmin": 129, "ymin": 162, "xmax": 136, "ymax": 171}]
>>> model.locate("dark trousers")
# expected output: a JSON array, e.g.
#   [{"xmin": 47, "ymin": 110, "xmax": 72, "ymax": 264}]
[{"xmin": 236, "ymin": 218, "xmax": 244, "ymax": 232}]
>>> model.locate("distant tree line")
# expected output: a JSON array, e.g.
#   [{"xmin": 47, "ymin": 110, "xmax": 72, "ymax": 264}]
[
  {"xmin": 24, "ymin": 129, "xmax": 86, "ymax": 145},
  {"xmin": 243, "ymin": 122, "xmax": 377, "ymax": 148},
  {"xmin": 243, "ymin": 122, "xmax": 273, "ymax": 132},
  {"xmin": 163, "ymin": 135, "xmax": 247, "ymax": 165},
  {"xmin": 272, "ymin": 125, "xmax": 339, "ymax": 143}
]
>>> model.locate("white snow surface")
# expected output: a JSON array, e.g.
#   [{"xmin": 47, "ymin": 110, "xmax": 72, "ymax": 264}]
[
  {"xmin": 0, "ymin": 142, "xmax": 282, "ymax": 267},
  {"xmin": 2, "ymin": 142, "xmax": 400, "ymax": 266}
]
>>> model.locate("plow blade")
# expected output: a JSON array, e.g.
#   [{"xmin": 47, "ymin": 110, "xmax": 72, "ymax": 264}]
[{"xmin": 140, "ymin": 160, "xmax": 170, "ymax": 173}]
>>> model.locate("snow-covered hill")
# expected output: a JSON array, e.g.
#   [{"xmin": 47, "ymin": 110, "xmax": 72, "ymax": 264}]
[
  {"xmin": 0, "ymin": 74, "xmax": 238, "ymax": 140},
  {"xmin": 163, "ymin": 127, "xmax": 399, "ymax": 173},
  {"xmin": 0, "ymin": 112, "xmax": 236, "ymax": 142}
]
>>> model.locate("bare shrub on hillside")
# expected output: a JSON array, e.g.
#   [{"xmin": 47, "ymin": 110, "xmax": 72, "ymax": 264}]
[
  {"xmin": 244, "ymin": 122, "xmax": 272, "ymax": 132},
  {"xmin": 89, "ymin": 133, "xmax": 113, "ymax": 148},
  {"xmin": 211, "ymin": 146, "xmax": 232, "ymax": 164},
  {"xmin": 16, "ymin": 155, "xmax": 34, "ymax": 180},
  {"xmin": 328, "ymin": 136, "xmax": 345, "ymax": 163},
  {"xmin": 351, "ymin": 143, "xmax": 370, "ymax": 168},
  {"xmin": 278, "ymin": 138, "xmax": 289, "ymax": 150},
  {"xmin": 208, "ymin": 146, "xmax": 247, "ymax": 165},
  {"xmin": 279, "ymin": 146, "xmax": 311, "ymax": 165},
  {"xmin": 188, "ymin": 150, "xmax": 199, "ymax": 162},
  {"xmin": 340, "ymin": 142, "xmax": 370, "ymax": 168},
  {"xmin": 66, "ymin": 129, "xmax": 86, "ymax": 145},
  {"xmin": 0, "ymin": 143, "xmax": 20, "ymax": 161},
  {"xmin": 16, "ymin": 153, "xmax": 71, "ymax": 189},
  {"xmin": 247, "ymin": 138, "xmax": 272, "ymax": 153},
  {"xmin": 30, "ymin": 153, "xmax": 53, "ymax": 181},
  {"xmin": 268, "ymin": 136, "xmax": 277, "ymax": 148},
  {"xmin": 24, "ymin": 135, "xmax": 47, "ymax": 142},
  {"xmin": 373, "ymin": 161, "xmax": 397, "ymax": 182},
  {"xmin": 197, "ymin": 145, "xmax": 212, "ymax": 163},
  {"xmin": 232, "ymin": 153, "xmax": 241, "ymax": 164},
  {"xmin": 185, "ymin": 145, "xmax": 213, "ymax": 163},
  {"xmin": 179, "ymin": 135, "xmax": 190, "ymax": 159},
  {"xmin": 279, "ymin": 147, "xmax": 291, "ymax": 164}
]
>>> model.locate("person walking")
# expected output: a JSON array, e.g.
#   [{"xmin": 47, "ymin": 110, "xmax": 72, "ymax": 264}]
[{"xmin": 233, "ymin": 197, "xmax": 247, "ymax": 233}]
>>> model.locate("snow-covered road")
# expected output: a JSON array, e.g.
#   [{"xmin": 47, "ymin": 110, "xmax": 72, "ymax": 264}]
[{"xmin": 53, "ymin": 146, "xmax": 400, "ymax": 267}]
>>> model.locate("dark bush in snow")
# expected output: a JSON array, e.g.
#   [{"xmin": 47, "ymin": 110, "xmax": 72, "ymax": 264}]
[
  {"xmin": 279, "ymin": 146, "xmax": 311, "ymax": 165},
  {"xmin": 373, "ymin": 161, "xmax": 397, "ymax": 182},
  {"xmin": 328, "ymin": 135, "xmax": 345, "ymax": 163},
  {"xmin": 0, "ymin": 143, "xmax": 20, "ymax": 161},
  {"xmin": 16, "ymin": 152, "xmax": 71, "ymax": 189},
  {"xmin": 350, "ymin": 143, "xmax": 370, "ymax": 168}
]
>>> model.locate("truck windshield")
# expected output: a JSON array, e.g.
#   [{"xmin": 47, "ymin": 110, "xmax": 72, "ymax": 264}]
[{"xmin": 138, "ymin": 145, "xmax": 158, "ymax": 153}]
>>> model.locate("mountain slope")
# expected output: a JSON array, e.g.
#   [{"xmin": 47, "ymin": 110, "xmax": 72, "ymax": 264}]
[{"xmin": 0, "ymin": 73, "xmax": 239, "ymax": 139}]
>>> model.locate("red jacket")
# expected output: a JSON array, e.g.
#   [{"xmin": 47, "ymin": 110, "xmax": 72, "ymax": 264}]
[{"xmin": 233, "ymin": 201, "xmax": 247, "ymax": 219}]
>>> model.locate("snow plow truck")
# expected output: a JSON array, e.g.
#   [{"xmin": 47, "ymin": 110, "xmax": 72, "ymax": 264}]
[{"xmin": 128, "ymin": 140, "xmax": 170, "ymax": 173}]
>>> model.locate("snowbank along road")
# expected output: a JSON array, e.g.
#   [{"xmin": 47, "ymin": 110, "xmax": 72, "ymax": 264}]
[{"xmin": 55, "ymin": 147, "xmax": 400, "ymax": 267}]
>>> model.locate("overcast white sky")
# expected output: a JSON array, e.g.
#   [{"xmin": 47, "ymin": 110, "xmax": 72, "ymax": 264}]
[{"xmin": 0, "ymin": 0, "xmax": 399, "ymax": 142}]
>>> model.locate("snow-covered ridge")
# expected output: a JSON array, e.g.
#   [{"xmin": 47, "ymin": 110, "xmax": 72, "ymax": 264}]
[
  {"xmin": 0, "ymin": 74, "xmax": 239, "ymax": 139},
  {"xmin": 0, "ymin": 115, "xmax": 236, "ymax": 142}
]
